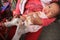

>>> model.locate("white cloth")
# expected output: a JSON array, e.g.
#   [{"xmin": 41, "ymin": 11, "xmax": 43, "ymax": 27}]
[
  {"xmin": 4, "ymin": 18, "xmax": 20, "ymax": 27},
  {"xmin": 19, "ymin": 0, "xmax": 27, "ymax": 14},
  {"xmin": 41, "ymin": 0, "xmax": 52, "ymax": 7}
]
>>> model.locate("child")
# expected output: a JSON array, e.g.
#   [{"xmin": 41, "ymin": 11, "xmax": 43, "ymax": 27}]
[
  {"xmin": 12, "ymin": 2, "xmax": 60, "ymax": 40},
  {"xmin": 12, "ymin": 0, "xmax": 59, "ymax": 40},
  {"xmin": 1, "ymin": 2, "xmax": 59, "ymax": 40}
]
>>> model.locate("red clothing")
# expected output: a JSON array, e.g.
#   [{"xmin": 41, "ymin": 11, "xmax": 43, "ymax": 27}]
[
  {"xmin": 25, "ymin": 0, "xmax": 43, "ymax": 13},
  {"xmin": 12, "ymin": 0, "xmax": 55, "ymax": 40}
]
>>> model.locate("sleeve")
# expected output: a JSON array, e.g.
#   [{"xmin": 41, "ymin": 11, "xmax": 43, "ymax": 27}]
[
  {"xmin": 13, "ymin": 0, "xmax": 20, "ymax": 14},
  {"xmin": 41, "ymin": 18, "xmax": 56, "ymax": 26}
]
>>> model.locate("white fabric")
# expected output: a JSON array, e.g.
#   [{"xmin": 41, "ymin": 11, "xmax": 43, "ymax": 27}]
[
  {"xmin": 19, "ymin": 0, "xmax": 27, "ymax": 14},
  {"xmin": 41, "ymin": 0, "xmax": 52, "ymax": 7},
  {"xmin": 12, "ymin": 26, "xmax": 22, "ymax": 40},
  {"xmin": 41, "ymin": 0, "xmax": 52, "ymax": 4},
  {"xmin": 12, "ymin": 22, "xmax": 24, "ymax": 40},
  {"xmin": 25, "ymin": 25, "xmax": 42, "ymax": 32},
  {"xmin": 4, "ymin": 18, "xmax": 20, "ymax": 27}
]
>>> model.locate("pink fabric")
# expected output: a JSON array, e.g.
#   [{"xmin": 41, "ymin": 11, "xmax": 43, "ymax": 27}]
[
  {"xmin": 13, "ymin": 0, "xmax": 20, "ymax": 14},
  {"xmin": 24, "ymin": 0, "xmax": 43, "ymax": 14},
  {"xmin": 42, "ymin": 18, "xmax": 56, "ymax": 26}
]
